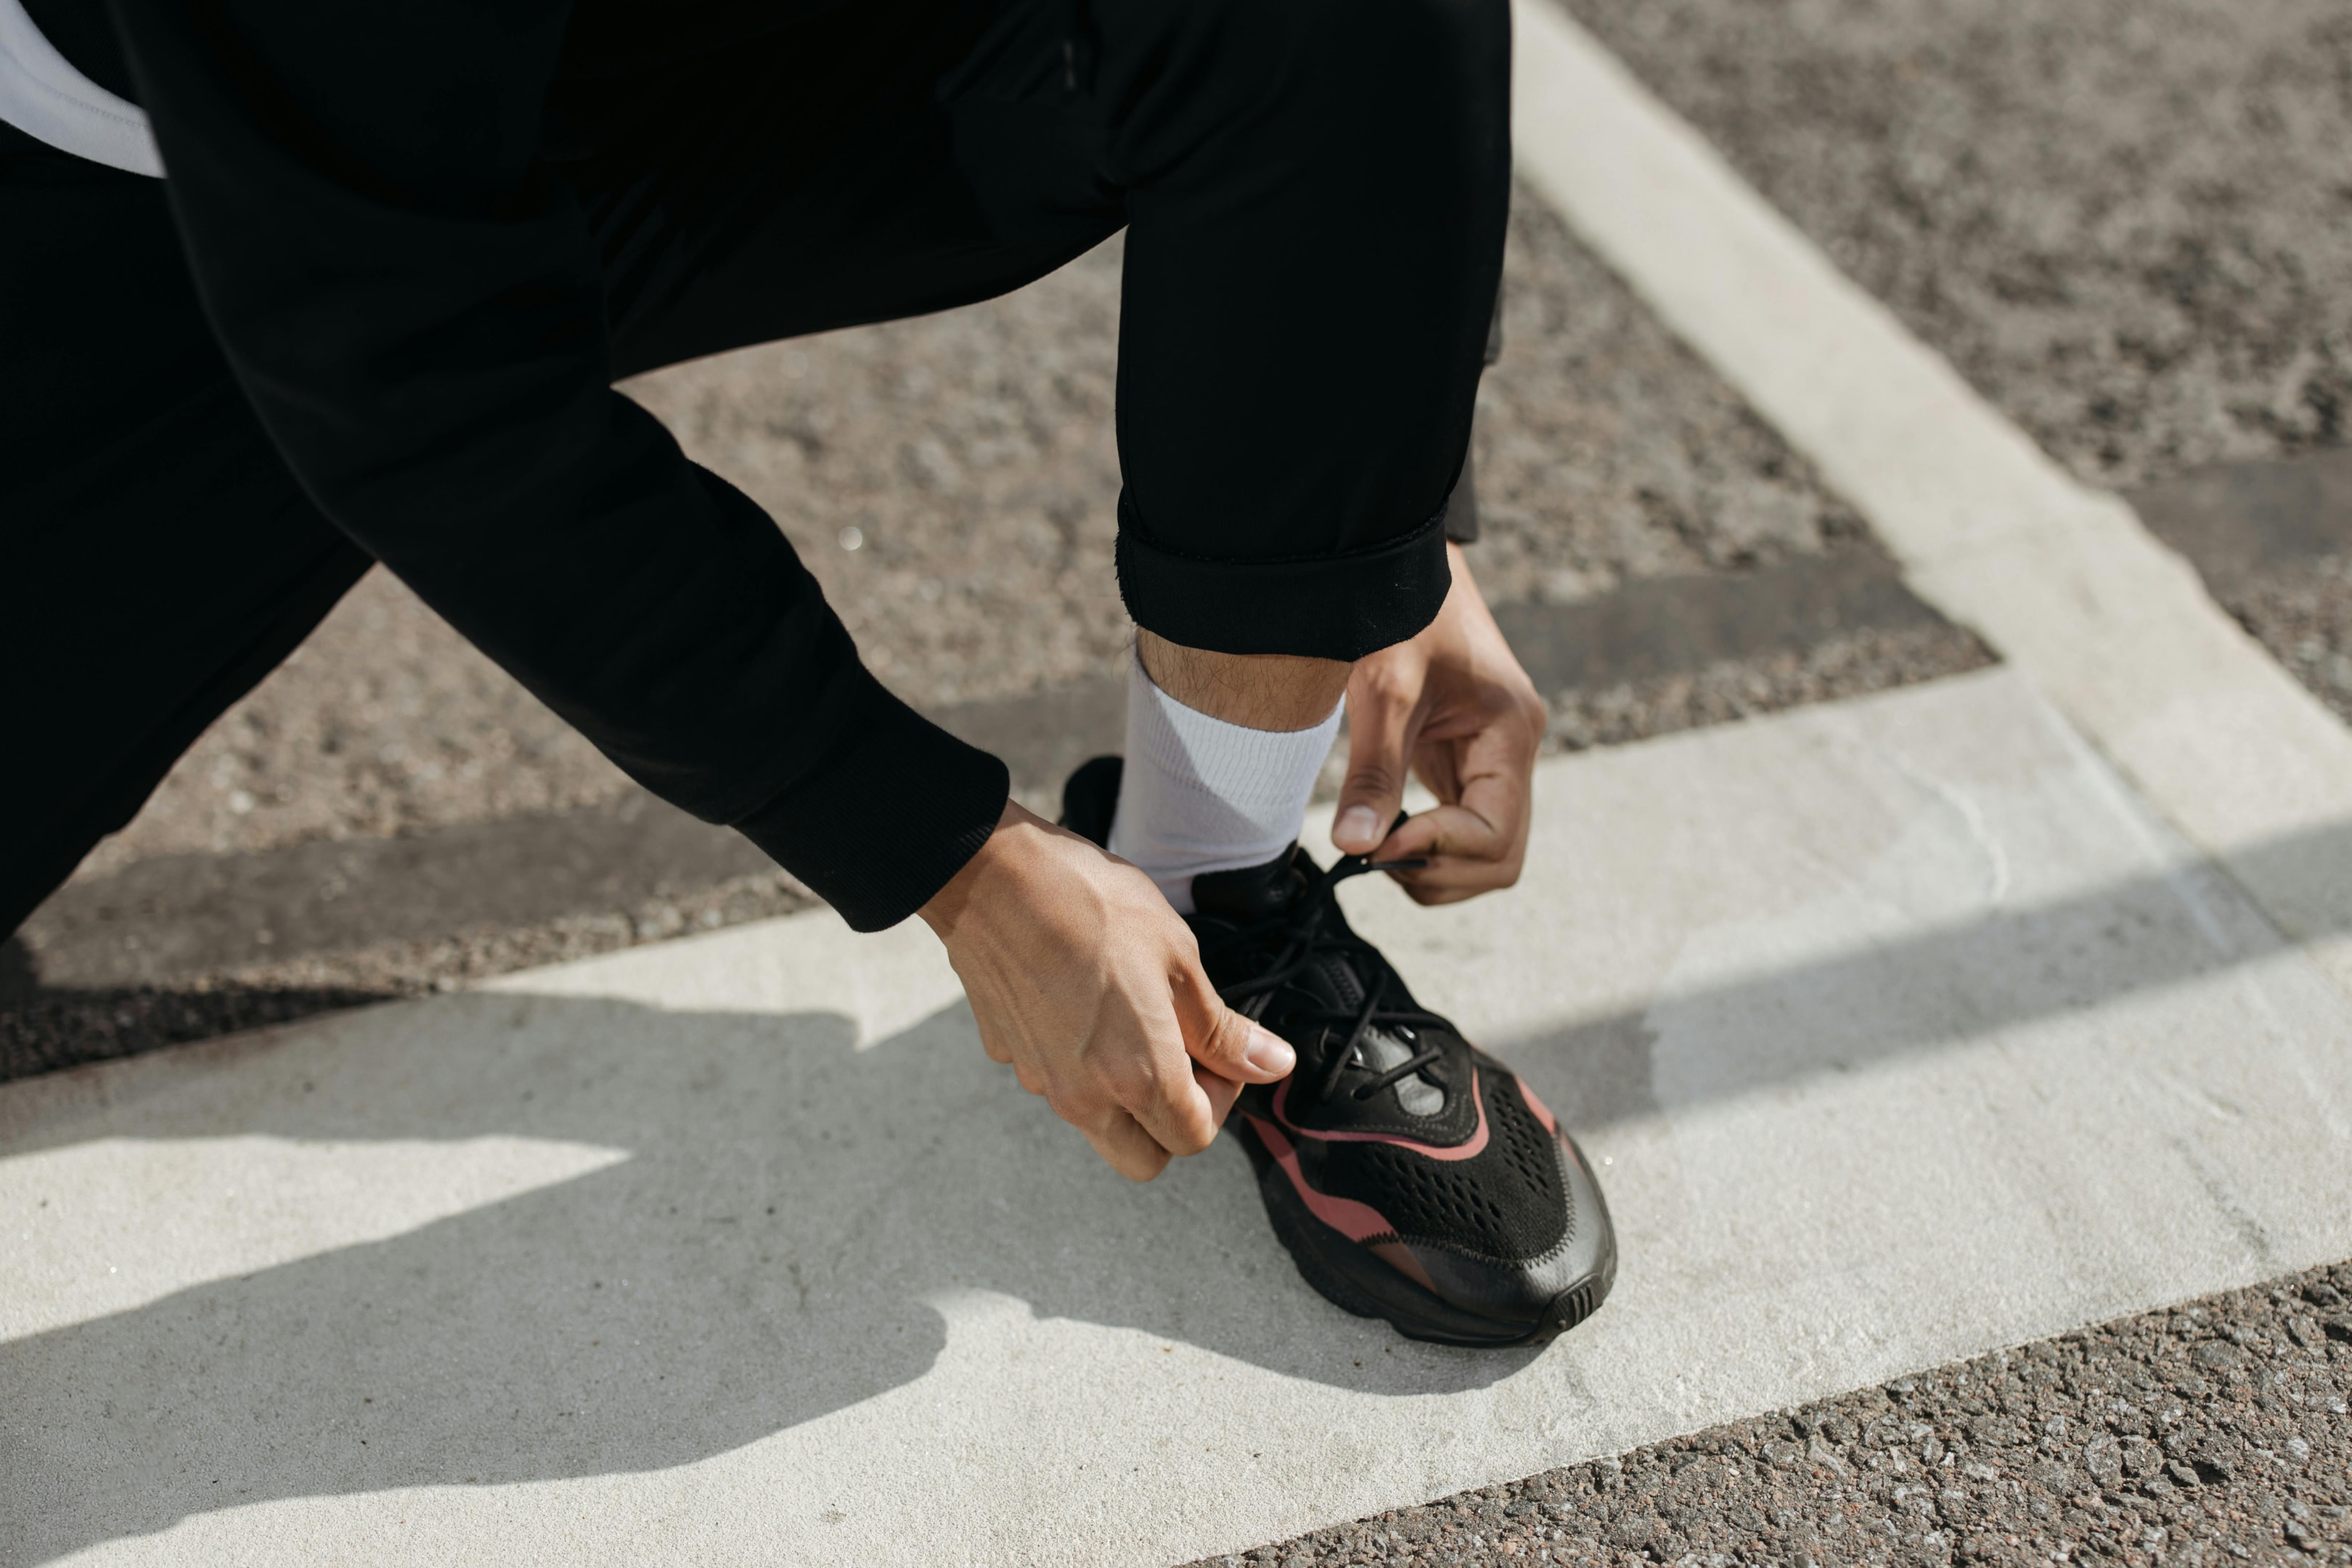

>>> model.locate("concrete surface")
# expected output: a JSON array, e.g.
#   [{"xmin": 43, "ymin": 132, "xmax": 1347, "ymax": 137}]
[
  {"xmin": 1206, "ymin": 1262, "xmax": 2352, "ymax": 1567},
  {"xmin": 1509, "ymin": 0, "xmax": 2352, "ymax": 1000},
  {"xmin": 9, "ymin": 669, "xmax": 2352, "ymax": 1566}
]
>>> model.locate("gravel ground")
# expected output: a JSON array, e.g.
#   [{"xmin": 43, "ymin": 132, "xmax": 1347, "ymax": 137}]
[
  {"xmin": 1465, "ymin": 197, "xmax": 1871, "ymax": 603},
  {"xmin": 9, "ymin": 179, "xmax": 1988, "ymax": 1075},
  {"xmin": 2220, "ymin": 553, "xmax": 2352, "ymax": 727},
  {"xmin": 0, "ymin": 867, "xmax": 817, "ymax": 1083},
  {"xmin": 1555, "ymin": 0, "xmax": 2351, "ymax": 497},
  {"xmin": 1200, "ymin": 1261, "xmax": 2352, "ymax": 1568},
  {"xmin": 1542, "ymin": 623, "xmax": 1990, "ymax": 756},
  {"xmin": 75, "ymin": 184, "xmax": 1887, "ymax": 883},
  {"xmin": 67, "ymin": 572, "xmax": 632, "ymax": 881}
]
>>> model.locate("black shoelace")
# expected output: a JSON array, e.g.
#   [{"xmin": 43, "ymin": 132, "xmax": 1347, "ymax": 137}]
[{"xmin": 1199, "ymin": 852, "xmax": 1453, "ymax": 1108}]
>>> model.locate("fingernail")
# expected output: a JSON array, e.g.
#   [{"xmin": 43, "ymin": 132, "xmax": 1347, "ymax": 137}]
[
  {"xmin": 1245, "ymin": 1027, "xmax": 1296, "ymax": 1077},
  {"xmin": 1336, "ymin": 805, "xmax": 1380, "ymax": 846}
]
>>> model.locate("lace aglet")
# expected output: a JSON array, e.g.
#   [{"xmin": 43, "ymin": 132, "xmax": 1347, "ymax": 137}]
[{"xmin": 1366, "ymin": 856, "xmax": 1429, "ymax": 872}]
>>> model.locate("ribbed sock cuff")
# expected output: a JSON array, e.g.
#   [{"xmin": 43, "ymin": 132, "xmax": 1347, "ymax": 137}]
[{"xmin": 1106, "ymin": 653, "xmax": 1342, "ymax": 912}]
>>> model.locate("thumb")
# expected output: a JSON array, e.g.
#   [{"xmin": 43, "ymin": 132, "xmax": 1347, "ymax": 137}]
[
  {"xmin": 1171, "ymin": 962, "xmax": 1294, "ymax": 1085},
  {"xmin": 1334, "ymin": 678, "xmax": 1415, "ymax": 857}
]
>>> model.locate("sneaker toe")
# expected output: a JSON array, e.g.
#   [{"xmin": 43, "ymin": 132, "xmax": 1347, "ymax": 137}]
[{"xmin": 1388, "ymin": 1130, "xmax": 1617, "ymax": 1340}]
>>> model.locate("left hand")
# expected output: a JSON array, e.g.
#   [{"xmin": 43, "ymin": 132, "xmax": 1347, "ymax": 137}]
[{"xmin": 1330, "ymin": 543, "xmax": 1548, "ymax": 904}]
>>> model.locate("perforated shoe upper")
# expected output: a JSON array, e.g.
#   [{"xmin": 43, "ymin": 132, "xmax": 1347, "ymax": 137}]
[{"xmin": 1190, "ymin": 849, "xmax": 1575, "ymax": 1266}]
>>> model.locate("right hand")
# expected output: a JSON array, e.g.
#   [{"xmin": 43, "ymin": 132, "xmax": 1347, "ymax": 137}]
[{"xmin": 919, "ymin": 800, "xmax": 1297, "ymax": 1180}]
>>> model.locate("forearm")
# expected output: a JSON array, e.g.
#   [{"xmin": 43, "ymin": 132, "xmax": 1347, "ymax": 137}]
[{"xmin": 110, "ymin": 0, "xmax": 1008, "ymax": 926}]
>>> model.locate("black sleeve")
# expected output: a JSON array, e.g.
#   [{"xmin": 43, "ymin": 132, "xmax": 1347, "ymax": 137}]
[
  {"xmin": 103, "ymin": 0, "xmax": 1005, "ymax": 931},
  {"xmin": 1442, "ymin": 290, "xmax": 1501, "ymax": 546}
]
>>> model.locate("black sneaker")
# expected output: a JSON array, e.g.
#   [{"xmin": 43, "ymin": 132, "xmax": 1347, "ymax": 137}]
[{"xmin": 1061, "ymin": 756, "xmax": 1617, "ymax": 1347}]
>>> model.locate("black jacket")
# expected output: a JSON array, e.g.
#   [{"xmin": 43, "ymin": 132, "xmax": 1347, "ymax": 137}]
[{"xmin": 30, "ymin": 0, "xmax": 1008, "ymax": 930}]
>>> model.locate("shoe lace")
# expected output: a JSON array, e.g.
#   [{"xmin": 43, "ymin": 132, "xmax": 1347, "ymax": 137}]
[{"xmin": 1198, "ymin": 852, "xmax": 1452, "ymax": 1108}]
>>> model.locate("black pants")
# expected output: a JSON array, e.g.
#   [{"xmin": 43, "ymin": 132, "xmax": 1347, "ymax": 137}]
[{"xmin": 0, "ymin": 0, "xmax": 1511, "ymax": 937}]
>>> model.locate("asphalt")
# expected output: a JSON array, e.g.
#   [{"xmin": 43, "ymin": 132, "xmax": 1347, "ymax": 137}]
[
  {"xmin": 1554, "ymin": 0, "xmax": 2351, "ymax": 494},
  {"xmin": 2133, "ymin": 451, "xmax": 2352, "ymax": 729},
  {"xmin": 3, "ymin": 185, "xmax": 1998, "ymax": 1084},
  {"xmin": 1552, "ymin": 0, "xmax": 2352, "ymax": 729},
  {"xmin": 0, "ymin": 544, "xmax": 1985, "ymax": 1083},
  {"xmin": 71, "ymin": 179, "xmax": 1919, "ymax": 880},
  {"xmin": 1191, "ymin": 1261, "xmax": 2352, "ymax": 1568}
]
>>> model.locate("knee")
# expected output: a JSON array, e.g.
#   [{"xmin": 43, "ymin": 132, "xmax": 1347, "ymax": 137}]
[
  {"xmin": 1272, "ymin": 0, "xmax": 1509, "ymax": 105},
  {"xmin": 1347, "ymin": 0, "xmax": 1511, "ymax": 76},
  {"xmin": 1103, "ymin": 0, "xmax": 1510, "ymax": 173}
]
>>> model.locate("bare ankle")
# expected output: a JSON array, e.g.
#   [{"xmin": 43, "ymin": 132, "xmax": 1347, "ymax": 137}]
[{"xmin": 1134, "ymin": 629, "xmax": 1350, "ymax": 732}]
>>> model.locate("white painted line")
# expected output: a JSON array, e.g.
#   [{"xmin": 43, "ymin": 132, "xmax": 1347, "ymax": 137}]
[
  {"xmin": 1508, "ymin": 0, "xmax": 2352, "ymax": 997},
  {"xmin": 9, "ymin": 671, "xmax": 2350, "ymax": 1566}
]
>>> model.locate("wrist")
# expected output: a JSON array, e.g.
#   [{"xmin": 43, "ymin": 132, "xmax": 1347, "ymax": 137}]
[{"xmin": 918, "ymin": 797, "xmax": 1032, "ymax": 941}]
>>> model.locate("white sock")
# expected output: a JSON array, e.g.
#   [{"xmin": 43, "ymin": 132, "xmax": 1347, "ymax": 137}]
[{"xmin": 1106, "ymin": 652, "xmax": 1344, "ymax": 914}]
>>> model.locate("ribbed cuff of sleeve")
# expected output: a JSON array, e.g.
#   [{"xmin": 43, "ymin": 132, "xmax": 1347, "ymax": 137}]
[{"xmin": 731, "ymin": 669, "xmax": 1009, "ymax": 932}]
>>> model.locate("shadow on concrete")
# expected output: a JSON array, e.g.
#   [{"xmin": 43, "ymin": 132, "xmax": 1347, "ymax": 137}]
[
  {"xmin": 7, "ymin": 814, "xmax": 2351, "ymax": 1561},
  {"xmin": 1, "ymin": 993, "xmax": 1538, "ymax": 1564},
  {"xmin": 1503, "ymin": 814, "xmax": 2352, "ymax": 1134}
]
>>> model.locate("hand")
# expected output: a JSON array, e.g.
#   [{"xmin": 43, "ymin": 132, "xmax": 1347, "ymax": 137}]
[
  {"xmin": 1330, "ymin": 542, "xmax": 1547, "ymax": 903},
  {"xmin": 919, "ymin": 801, "xmax": 1299, "ymax": 1180}
]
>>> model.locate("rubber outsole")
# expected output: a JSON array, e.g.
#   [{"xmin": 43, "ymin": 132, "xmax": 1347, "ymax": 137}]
[{"xmin": 1236, "ymin": 1122, "xmax": 1617, "ymax": 1349}]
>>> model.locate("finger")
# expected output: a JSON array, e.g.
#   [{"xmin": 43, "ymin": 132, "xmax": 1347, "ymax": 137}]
[
  {"xmin": 1382, "ymin": 781, "xmax": 1527, "ymax": 900},
  {"xmin": 1413, "ymin": 741, "xmax": 1463, "ymax": 809},
  {"xmin": 1334, "ymin": 671, "xmax": 1419, "ymax": 856},
  {"xmin": 1384, "ymin": 787, "xmax": 1530, "ymax": 902},
  {"xmin": 1382, "ymin": 799, "xmax": 1508, "ymax": 867},
  {"xmin": 1082, "ymin": 1109, "xmax": 1173, "ymax": 1182},
  {"xmin": 1115, "ymin": 1040, "xmax": 1224, "ymax": 1159},
  {"xmin": 1194, "ymin": 1061, "xmax": 1245, "ymax": 1127},
  {"xmin": 1169, "ymin": 962, "xmax": 1294, "ymax": 1085},
  {"xmin": 1384, "ymin": 719, "xmax": 1534, "ymax": 867}
]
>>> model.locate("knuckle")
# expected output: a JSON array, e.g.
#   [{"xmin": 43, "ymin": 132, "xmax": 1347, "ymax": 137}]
[
  {"xmin": 1167, "ymin": 1118, "xmax": 1217, "ymax": 1158},
  {"xmin": 1044, "ymin": 1083, "xmax": 1096, "ymax": 1122},
  {"xmin": 1364, "ymin": 671, "xmax": 1418, "ymax": 710},
  {"xmin": 1195, "ymin": 1011, "xmax": 1249, "ymax": 1066},
  {"xmin": 1100, "ymin": 1055, "xmax": 1161, "ymax": 1108}
]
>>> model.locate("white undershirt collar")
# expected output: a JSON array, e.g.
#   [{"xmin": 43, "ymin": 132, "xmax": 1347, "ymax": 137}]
[{"xmin": 0, "ymin": 0, "xmax": 163, "ymax": 176}]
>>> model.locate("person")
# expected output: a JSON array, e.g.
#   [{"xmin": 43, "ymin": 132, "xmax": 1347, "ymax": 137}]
[{"xmin": 0, "ymin": 0, "xmax": 1614, "ymax": 1345}]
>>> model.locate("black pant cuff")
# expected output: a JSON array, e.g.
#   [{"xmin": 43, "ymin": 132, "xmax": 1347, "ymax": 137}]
[{"xmin": 1113, "ymin": 494, "xmax": 1453, "ymax": 661}]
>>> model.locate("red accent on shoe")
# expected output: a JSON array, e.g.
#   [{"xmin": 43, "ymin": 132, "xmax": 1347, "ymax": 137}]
[
  {"xmin": 1369, "ymin": 1241, "xmax": 1441, "ymax": 1293},
  {"xmin": 1517, "ymin": 1077, "xmax": 1559, "ymax": 1135},
  {"xmin": 1270, "ymin": 1068, "xmax": 1490, "ymax": 1161},
  {"xmin": 1244, "ymin": 1115, "xmax": 1397, "ymax": 1243}
]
